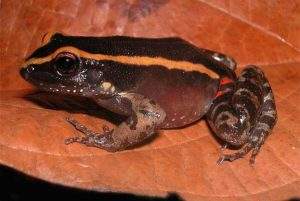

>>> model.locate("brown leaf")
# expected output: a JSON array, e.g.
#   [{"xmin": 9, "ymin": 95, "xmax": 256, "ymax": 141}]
[{"xmin": 0, "ymin": 0, "xmax": 299, "ymax": 200}]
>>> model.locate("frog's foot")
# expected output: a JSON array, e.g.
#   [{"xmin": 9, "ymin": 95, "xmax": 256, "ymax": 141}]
[
  {"xmin": 217, "ymin": 143, "xmax": 252, "ymax": 164},
  {"xmin": 207, "ymin": 66, "xmax": 277, "ymax": 164},
  {"xmin": 217, "ymin": 136, "xmax": 266, "ymax": 165},
  {"xmin": 65, "ymin": 117, "xmax": 114, "ymax": 150},
  {"xmin": 65, "ymin": 93, "xmax": 166, "ymax": 152}
]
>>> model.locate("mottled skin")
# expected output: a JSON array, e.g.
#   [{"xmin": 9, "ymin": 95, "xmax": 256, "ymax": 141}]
[{"xmin": 20, "ymin": 33, "xmax": 277, "ymax": 164}]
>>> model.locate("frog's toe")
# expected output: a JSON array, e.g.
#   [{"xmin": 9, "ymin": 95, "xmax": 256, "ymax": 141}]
[
  {"xmin": 249, "ymin": 154, "xmax": 256, "ymax": 165},
  {"xmin": 64, "ymin": 135, "xmax": 97, "ymax": 146},
  {"xmin": 249, "ymin": 143, "xmax": 263, "ymax": 165},
  {"xmin": 64, "ymin": 132, "xmax": 115, "ymax": 150},
  {"xmin": 216, "ymin": 143, "xmax": 254, "ymax": 164},
  {"xmin": 66, "ymin": 117, "xmax": 101, "ymax": 136},
  {"xmin": 65, "ymin": 136, "xmax": 81, "ymax": 144},
  {"xmin": 217, "ymin": 153, "xmax": 242, "ymax": 164},
  {"xmin": 216, "ymin": 155, "xmax": 226, "ymax": 164}
]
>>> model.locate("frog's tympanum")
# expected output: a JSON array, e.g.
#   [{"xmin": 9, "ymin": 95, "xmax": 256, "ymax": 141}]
[{"xmin": 20, "ymin": 33, "xmax": 277, "ymax": 164}]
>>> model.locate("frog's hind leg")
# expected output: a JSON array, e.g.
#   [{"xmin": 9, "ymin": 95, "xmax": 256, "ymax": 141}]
[
  {"xmin": 65, "ymin": 93, "xmax": 166, "ymax": 152},
  {"xmin": 245, "ymin": 67, "xmax": 277, "ymax": 164},
  {"xmin": 207, "ymin": 66, "xmax": 277, "ymax": 164}
]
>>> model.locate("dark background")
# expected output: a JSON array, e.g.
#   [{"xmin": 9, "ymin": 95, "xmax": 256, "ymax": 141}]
[{"xmin": 0, "ymin": 165, "xmax": 183, "ymax": 201}]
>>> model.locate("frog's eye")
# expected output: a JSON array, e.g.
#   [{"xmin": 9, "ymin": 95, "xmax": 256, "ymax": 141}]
[{"xmin": 53, "ymin": 52, "xmax": 79, "ymax": 76}]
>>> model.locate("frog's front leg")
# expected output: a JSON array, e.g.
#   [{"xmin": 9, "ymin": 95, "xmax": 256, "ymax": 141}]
[
  {"xmin": 207, "ymin": 66, "xmax": 277, "ymax": 164},
  {"xmin": 65, "ymin": 93, "xmax": 166, "ymax": 152}
]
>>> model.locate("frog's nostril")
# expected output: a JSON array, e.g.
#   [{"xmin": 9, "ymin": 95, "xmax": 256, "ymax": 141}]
[{"xmin": 20, "ymin": 68, "xmax": 29, "ymax": 80}]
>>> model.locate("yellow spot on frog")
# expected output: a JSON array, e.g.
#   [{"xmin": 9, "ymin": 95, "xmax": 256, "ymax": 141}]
[{"xmin": 101, "ymin": 82, "xmax": 112, "ymax": 91}]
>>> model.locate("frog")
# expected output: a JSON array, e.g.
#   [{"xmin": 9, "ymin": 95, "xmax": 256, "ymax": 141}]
[{"xmin": 20, "ymin": 33, "xmax": 277, "ymax": 164}]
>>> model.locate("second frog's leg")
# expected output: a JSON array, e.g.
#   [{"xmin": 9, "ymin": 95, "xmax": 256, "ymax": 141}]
[
  {"xmin": 206, "ymin": 66, "xmax": 277, "ymax": 164},
  {"xmin": 65, "ymin": 93, "xmax": 166, "ymax": 152}
]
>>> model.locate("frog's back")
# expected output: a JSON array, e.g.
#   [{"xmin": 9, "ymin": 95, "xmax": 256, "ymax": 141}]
[
  {"xmin": 27, "ymin": 34, "xmax": 234, "ymax": 79},
  {"xmin": 28, "ymin": 34, "xmax": 198, "ymax": 61}
]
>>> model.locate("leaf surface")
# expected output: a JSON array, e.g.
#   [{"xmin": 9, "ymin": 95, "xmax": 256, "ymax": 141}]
[{"xmin": 1, "ymin": 0, "xmax": 300, "ymax": 200}]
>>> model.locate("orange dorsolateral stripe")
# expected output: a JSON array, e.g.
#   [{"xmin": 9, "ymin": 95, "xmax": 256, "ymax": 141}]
[{"xmin": 23, "ymin": 46, "xmax": 220, "ymax": 79}]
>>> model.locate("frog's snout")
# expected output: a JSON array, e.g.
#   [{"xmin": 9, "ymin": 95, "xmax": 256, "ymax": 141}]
[
  {"xmin": 20, "ymin": 65, "xmax": 35, "ymax": 80},
  {"xmin": 20, "ymin": 67, "xmax": 29, "ymax": 80}
]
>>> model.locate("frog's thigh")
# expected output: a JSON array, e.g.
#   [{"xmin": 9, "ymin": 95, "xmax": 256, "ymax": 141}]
[
  {"xmin": 207, "ymin": 66, "xmax": 277, "ymax": 163},
  {"xmin": 108, "ymin": 93, "xmax": 166, "ymax": 151}
]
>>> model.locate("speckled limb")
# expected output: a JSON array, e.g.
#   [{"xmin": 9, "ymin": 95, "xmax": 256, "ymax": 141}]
[
  {"xmin": 207, "ymin": 66, "xmax": 277, "ymax": 164},
  {"xmin": 65, "ymin": 93, "xmax": 166, "ymax": 152}
]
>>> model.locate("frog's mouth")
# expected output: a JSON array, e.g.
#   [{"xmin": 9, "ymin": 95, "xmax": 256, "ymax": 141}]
[
  {"xmin": 20, "ymin": 65, "xmax": 85, "ymax": 95},
  {"xmin": 20, "ymin": 65, "xmax": 57, "ymax": 88},
  {"xmin": 20, "ymin": 66, "xmax": 116, "ymax": 99},
  {"xmin": 20, "ymin": 66, "xmax": 33, "ymax": 81}
]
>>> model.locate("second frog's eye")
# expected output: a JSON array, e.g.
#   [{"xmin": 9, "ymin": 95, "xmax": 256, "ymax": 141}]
[{"xmin": 53, "ymin": 52, "xmax": 79, "ymax": 76}]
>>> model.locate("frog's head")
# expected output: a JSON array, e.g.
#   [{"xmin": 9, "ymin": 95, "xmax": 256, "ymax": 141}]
[{"xmin": 20, "ymin": 33, "xmax": 117, "ymax": 98}]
